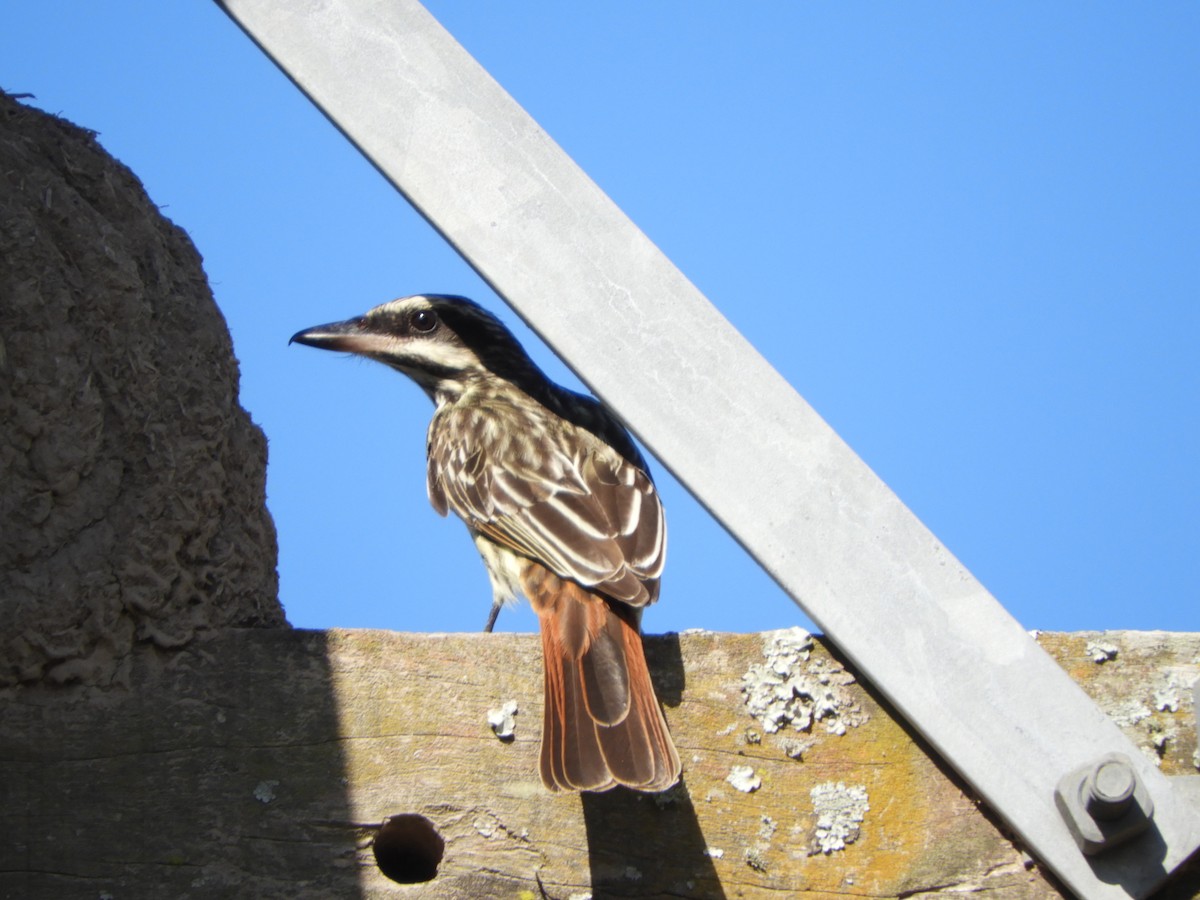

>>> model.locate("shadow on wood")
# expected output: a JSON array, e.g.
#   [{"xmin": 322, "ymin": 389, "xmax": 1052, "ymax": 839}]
[
  {"xmin": 581, "ymin": 779, "xmax": 726, "ymax": 900},
  {"xmin": 1, "ymin": 630, "xmax": 362, "ymax": 899},
  {"xmin": 577, "ymin": 634, "xmax": 727, "ymax": 899}
]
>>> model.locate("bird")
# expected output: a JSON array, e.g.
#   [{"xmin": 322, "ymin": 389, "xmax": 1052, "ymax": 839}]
[{"xmin": 290, "ymin": 294, "xmax": 681, "ymax": 793}]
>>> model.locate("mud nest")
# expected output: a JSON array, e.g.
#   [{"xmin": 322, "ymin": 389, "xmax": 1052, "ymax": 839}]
[{"xmin": 0, "ymin": 90, "xmax": 286, "ymax": 689}]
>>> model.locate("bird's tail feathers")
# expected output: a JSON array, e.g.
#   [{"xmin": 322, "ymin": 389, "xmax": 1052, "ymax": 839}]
[{"xmin": 528, "ymin": 567, "xmax": 680, "ymax": 793}]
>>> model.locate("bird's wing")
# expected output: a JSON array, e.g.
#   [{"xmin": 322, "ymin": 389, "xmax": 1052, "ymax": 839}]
[{"xmin": 427, "ymin": 404, "xmax": 665, "ymax": 606}]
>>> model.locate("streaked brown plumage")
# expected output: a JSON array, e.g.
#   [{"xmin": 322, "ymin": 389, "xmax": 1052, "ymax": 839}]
[{"xmin": 290, "ymin": 294, "xmax": 680, "ymax": 792}]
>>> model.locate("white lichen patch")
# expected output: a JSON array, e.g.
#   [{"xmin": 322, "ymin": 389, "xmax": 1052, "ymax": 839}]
[
  {"xmin": 810, "ymin": 782, "xmax": 869, "ymax": 854},
  {"xmin": 1086, "ymin": 640, "xmax": 1119, "ymax": 663},
  {"xmin": 758, "ymin": 815, "xmax": 777, "ymax": 841},
  {"xmin": 1106, "ymin": 698, "xmax": 1152, "ymax": 729},
  {"xmin": 487, "ymin": 699, "xmax": 518, "ymax": 740},
  {"xmin": 1154, "ymin": 687, "xmax": 1180, "ymax": 713},
  {"xmin": 473, "ymin": 817, "xmax": 498, "ymax": 838},
  {"xmin": 727, "ymin": 765, "xmax": 762, "ymax": 793},
  {"xmin": 1099, "ymin": 669, "xmax": 1195, "ymax": 764},
  {"xmin": 1151, "ymin": 670, "xmax": 1192, "ymax": 713},
  {"xmin": 744, "ymin": 846, "xmax": 768, "ymax": 872},
  {"xmin": 781, "ymin": 737, "xmax": 814, "ymax": 760},
  {"xmin": 737, "ymin": 814, "xmax": 777, "ymax": 872},
  {"xmin": 253, "ymin": 780, "xmax": 279, "ymax": 804},
  {"xmin": 741, "ymin": 627, "xmax": 868, "ymax": 739},
  {"xmin": 470, "ymin": 810, "xmax": 530, "ymax": 843}
]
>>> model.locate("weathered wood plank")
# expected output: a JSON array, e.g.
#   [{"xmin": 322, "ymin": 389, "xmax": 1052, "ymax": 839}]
[{"xmin": 3, "ymin": 628, "xmax": 1197, "ymax": 898}]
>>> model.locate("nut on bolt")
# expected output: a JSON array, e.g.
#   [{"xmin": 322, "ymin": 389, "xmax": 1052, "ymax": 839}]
[{"xmin": 1055, "ymin": 752, "xmax": 1154, "ymax": 855}]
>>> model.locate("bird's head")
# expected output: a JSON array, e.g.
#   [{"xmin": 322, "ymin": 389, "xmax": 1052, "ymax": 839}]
[{"xmin": 290, "ymin": 294, "xmax": 543, "ymax": 402}]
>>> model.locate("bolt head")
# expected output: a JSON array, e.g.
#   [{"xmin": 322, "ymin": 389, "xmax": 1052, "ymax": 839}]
[
  {"xmin": 1086, "ymin": 757, "xmax": 1137, "ymax": 820},
  {"xmin": 1054, "ymin": 752, "xmax": 1155, "ymax": 855}
]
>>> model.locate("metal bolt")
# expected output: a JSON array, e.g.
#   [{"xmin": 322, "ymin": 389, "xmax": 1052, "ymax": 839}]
[
  {"xmin": 1055, "ymin": 752, "xmax": 1155, "ymax": 855},
  {"xmin": 1085, "ymin": 757, "xmax": 1136, "ymax": 820}
]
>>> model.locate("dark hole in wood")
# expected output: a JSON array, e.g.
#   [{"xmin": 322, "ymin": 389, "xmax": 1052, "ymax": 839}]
[{"xmin": 373, "ymin": 813, "xmax": 444, "ymax": 884}]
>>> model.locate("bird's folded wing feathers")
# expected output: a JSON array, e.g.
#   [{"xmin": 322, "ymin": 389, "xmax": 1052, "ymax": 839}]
[{"xmin": 427, "ymin": 410, "xmax": 665, "ymax": 606}]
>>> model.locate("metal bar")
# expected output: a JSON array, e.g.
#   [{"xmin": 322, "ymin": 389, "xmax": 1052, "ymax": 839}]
[{"xmin": 216, "ymin": 1, "xmax": 1200, "ymax": 895}]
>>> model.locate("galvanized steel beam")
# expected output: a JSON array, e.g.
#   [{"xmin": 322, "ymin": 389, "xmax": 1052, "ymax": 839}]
[{"xmin": 216, "ymin": 1, "xmax": 1200, "ymax": 895}]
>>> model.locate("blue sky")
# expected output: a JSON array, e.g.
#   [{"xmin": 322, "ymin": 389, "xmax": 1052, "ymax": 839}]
[{"xmin": 3, "ymin": 3, "xmax": 1196, "ymax": 637}]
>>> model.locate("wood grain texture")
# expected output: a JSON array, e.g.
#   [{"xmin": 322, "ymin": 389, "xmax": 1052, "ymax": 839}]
[{"xmin": 2, "ymin": 628, "xmax": 1198, "ymax": 899}]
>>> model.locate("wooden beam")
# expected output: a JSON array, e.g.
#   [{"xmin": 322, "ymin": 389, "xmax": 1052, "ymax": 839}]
[{"xmin": 4, "ymin": 627, "xmax": 1199, "ymax": 898}]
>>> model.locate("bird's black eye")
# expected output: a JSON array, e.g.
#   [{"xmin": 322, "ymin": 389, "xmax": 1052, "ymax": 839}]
[{"xmin": 410, "ymin": 308, "xmax": 439, "ymax": 333}]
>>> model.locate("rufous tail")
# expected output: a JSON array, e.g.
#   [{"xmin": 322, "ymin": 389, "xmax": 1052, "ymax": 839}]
[{"xmin": 524, "ymin": 564, "xmax": 680, "ymax": 792}]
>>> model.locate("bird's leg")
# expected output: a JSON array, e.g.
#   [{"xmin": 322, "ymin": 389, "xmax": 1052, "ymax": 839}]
[{"xmin": 483, "ymin": 600, "xmax": 502, "ymax": 633}]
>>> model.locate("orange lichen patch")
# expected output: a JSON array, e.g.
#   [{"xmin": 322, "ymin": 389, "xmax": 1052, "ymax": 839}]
[{"xmin": 660, "ymin": 630, "xmax": 1043, "ymax": 896}]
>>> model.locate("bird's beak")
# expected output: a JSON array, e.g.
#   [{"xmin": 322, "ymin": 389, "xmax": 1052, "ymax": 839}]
[{"xmin": 289, "ymin": 317, "xmax": 380, "ymax": 354}]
